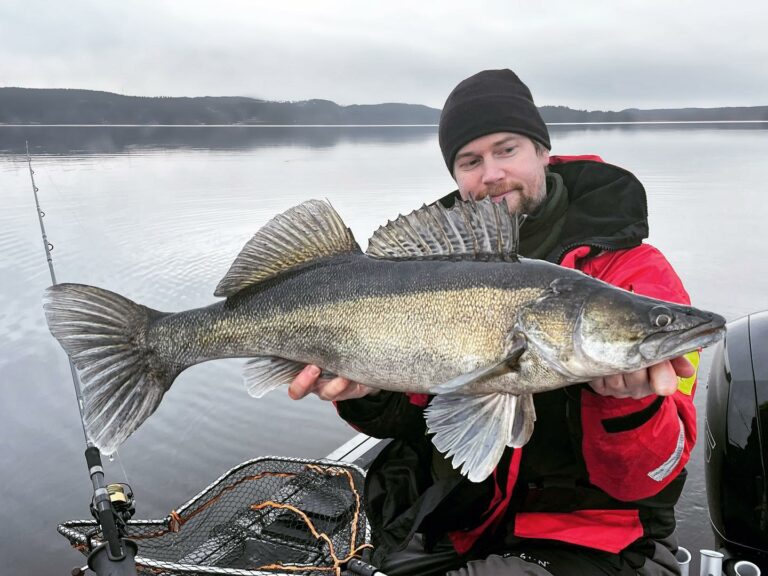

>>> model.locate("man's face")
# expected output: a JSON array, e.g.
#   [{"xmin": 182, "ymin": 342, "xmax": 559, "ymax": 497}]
[{"xmin": 453, "ymin": 132, "xmax": 550, "ymax": 215}]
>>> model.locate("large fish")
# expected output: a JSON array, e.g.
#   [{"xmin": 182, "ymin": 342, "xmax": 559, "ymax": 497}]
[{"xmin": 44, "ymin": 199, "xmax": 725, "ymax": 482}]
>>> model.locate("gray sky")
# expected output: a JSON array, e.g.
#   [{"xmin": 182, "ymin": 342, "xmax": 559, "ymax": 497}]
[{"xmin": 1, "ymin": 0, "xmax": 765, "ymax": 110}]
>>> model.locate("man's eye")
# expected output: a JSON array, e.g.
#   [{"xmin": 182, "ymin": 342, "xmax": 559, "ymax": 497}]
[
  {"xmin": 459, "ymin": 158, "xmax": 480, "ymax": 170},
  {"xmin": 500, "ymin": 146, "xmax": 516, "ymax": 155}
]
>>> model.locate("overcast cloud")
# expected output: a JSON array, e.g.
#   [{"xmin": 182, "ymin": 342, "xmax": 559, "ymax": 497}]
[{"xmin": 1, "ymin": 0, "xmax": 765, "ymax": 110}]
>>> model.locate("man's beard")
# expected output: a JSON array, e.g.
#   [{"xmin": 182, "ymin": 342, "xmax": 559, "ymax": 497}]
[{"xmin": 485, "ymin": 181, "xmax": 546, "ymax": 215}]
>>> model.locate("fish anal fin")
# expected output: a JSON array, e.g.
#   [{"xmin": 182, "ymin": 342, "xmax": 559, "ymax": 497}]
[
  {"xmin": 215, "ymin": 200, "xmax": 361, "ymax": 298},
  {"xmin": 243, "ymin": 356, "xmax": 308, "ymax": 398},
  {"xmin": 425, "ymin": 392, "xmax": 535, "ymax": 483}
]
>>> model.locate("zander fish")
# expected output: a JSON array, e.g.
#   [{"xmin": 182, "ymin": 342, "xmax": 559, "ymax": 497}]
[{"xmin": 44, "ymin": 199, "xmax": 725, "ymax": 482}]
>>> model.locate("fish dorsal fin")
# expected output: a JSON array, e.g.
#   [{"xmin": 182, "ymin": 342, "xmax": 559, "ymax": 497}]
[
  {"xmin": 215, "ymin": 199, "xmax": 361, "ymax": 297},
  {"xmin": 366, "ymin": 197, "xmax": 522, "ymax": 260}
]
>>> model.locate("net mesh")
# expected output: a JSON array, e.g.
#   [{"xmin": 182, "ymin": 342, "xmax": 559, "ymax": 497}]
[{"xmin": 59, "ymin": 457, "xmax": 370, "ymax": 576}]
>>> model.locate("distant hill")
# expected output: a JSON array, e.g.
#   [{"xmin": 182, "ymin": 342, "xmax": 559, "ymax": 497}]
[
  {"xmin": 538, "ymin": 105, "xmax": 768, "ymax": 123},
  {"xmin": 0, "ymin": 88, "xmax": 440, "ymax": 125},
  {"xmin": 1, "ymin": 88, "xmax": 766, "ymax": 124}
]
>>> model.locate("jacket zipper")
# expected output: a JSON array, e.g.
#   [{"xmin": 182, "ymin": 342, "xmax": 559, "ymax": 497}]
[{"xmin": 555, "ymin": 241, "xmax": 625, "ymax": 264}]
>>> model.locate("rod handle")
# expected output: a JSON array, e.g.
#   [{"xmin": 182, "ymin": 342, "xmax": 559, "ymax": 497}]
[{"xmin": 346, "ymin": 558, "xmax": 388, "ymax": 576}]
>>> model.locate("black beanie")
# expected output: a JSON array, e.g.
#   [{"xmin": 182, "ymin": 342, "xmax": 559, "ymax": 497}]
[{"xmin": 439, "ymin": 69, "xmax": 551, "ymax": 174}]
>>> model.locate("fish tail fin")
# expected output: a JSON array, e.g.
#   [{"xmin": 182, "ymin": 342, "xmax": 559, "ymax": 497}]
[{"xmin": 43, "ymin": 283, "xmax": 179, "ymax": 454}]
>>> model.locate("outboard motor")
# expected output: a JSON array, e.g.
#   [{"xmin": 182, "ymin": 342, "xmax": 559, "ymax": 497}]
[{"xmin": 706, "ymin": 310, "xmax": 768, "ymax": 574}]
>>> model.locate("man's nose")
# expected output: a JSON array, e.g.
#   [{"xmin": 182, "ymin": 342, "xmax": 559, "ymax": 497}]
[{"xmin": 481, "ymin": 158, "xmax": 505, "ymax": 185}]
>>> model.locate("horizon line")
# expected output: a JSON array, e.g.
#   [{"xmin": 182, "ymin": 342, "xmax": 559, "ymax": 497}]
[{"xmin": 1, "ymin": 121, "xmax": 767, "ymax": 128}]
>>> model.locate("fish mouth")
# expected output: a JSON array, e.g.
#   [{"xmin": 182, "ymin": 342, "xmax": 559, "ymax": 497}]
[{"xmin": 639, "ymin": 314, "xmax": 726, "ymax": 361}]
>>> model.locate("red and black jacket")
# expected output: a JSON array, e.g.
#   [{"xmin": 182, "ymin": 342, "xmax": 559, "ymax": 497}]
[{"xmin": 335, "ymin": 157, "xmax": 696, "ymax": 564}]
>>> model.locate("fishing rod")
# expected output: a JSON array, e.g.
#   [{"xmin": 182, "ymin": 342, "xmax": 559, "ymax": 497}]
[{"xmin": 26, "ymin": 142, "xmax": 138, "ymax": 576}]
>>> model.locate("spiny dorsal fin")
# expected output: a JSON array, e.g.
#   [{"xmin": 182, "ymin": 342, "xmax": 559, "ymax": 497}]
[
  {"xmin": 366, "ymin": 197, "xmax": 522, "ymax": 261},
  {"xmin": 215, "ymin": 199, "xmax": 360, "ymax": 297}
]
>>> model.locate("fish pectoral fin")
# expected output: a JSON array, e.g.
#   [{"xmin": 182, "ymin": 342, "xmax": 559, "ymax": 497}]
[
  {"xmin": 425, "ymin": 392, "xmax": 536, "ymax": 483},
  {"xmin": 243, "ymin": 356, "xmax": 307, "ymax": 398},
  {"xmin": 429, "ymin": 336, "xmax": 526, "ymax": 394},
  {"xmin": 508, "ymin": 393, "xmax": 536, "ymax": 448}
]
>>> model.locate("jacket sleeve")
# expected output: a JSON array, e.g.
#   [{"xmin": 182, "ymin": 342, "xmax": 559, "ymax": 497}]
[
  {"xmin": 334, "ymin": 391, "xmax": 428, "ymax": 440},
  {"xmin": 575, "ymin": 243, "xmax": 698, "ymax": 501}
]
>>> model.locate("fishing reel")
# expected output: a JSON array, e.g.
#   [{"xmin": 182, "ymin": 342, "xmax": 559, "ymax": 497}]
[{"xmin": 90, "ymin": 483, "xmax": 135, "ymax": 530}]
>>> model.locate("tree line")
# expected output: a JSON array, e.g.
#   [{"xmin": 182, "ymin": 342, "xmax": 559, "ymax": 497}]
[{"xmin": 1, "ymin": 88, "xmax": 766, "ymax": 124}]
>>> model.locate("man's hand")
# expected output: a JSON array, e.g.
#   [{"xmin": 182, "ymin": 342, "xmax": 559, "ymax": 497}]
[
  {"xmin": 589, "ymin": 356, "xmax": 695, "ymax": 399},
  {"xmin": 288, "ymin": 364, "xmax": 379, "ymax": 401}
]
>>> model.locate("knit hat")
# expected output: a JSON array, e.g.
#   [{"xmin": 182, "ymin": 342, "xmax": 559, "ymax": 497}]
[{"xmin": 439, "ymin": 69, "xmax": 551, "ymax": 174}]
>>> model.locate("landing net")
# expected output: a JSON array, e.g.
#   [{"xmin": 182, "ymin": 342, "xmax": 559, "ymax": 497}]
[{"xmin": 59, "ymin": 456, "xmax": 370, "ymax": 576}]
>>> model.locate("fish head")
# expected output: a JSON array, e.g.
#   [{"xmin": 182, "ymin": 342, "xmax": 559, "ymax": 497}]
[{"xmin": 517, "ymin": 276, "xmax": 726, "ymax": 380}]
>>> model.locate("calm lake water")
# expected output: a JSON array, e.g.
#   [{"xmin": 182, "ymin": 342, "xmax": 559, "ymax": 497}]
[{"xmin": 1, "ymin": 124, "xmax": 766, "ymax": 575}]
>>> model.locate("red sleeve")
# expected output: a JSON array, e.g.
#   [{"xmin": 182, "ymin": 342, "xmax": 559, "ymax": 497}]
[{"xmin": 563, "ymin": 244, "xmax": 697, "ymax": 501}]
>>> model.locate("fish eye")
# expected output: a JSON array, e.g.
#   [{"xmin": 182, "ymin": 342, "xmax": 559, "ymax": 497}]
[{"xmin": 651, "ymin": 306, "xmax": 674, "ymax": 328}]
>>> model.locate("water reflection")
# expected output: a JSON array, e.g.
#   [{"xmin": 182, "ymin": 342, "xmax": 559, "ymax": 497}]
[
  {"xmin": 0, "ymin": 125, "xmax": 439, "ymax": 155},
  {"xmin": 0, "ymin": 122, "xmax": 764, "ymax": 156}
]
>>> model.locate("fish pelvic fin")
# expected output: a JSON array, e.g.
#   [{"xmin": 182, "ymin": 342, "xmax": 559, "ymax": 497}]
[
  {"xmin": 366, "ymin": 197, "xmax": 523, "ymax": 261},
  {"xmin": 425, "ymin": 392, "xmax": 536, "ymax": 483},
  {"xmin": 43, "ymin": 284, "xmax": 179, "ymax": 454},
  {"xmin": 214, "ymin": 199, "xmax": 361, "ymax": 298},
  {"xmin": 243, "ymin": 356, "xmax": 307, "ymax": 397}
]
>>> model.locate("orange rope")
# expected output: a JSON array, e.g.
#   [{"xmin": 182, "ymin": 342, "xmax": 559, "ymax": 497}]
[
  {"xmin": 128, "ymin": 471, "xmax": 296, "ymax": 540},
  {"xmin": 175, "ymin": 471, "xmax": 296, "ymax": 528},
  {"xmin": 257, "ymin": 563, "xmax": 337, "ymax": 572},
  {"xmin": 305, "ymin": 465, "xmax": 367, "ymax": 561},
  {"xmin": 250, "ymin": 500, "xmax": 339, "ymax": 559},
  {"xmin": 248, "ymin": 464, "xmax": 372, "ymax": 575},
  {"xmin": 134, "ymin": 563, "xmax": 165, "ymax": 575},
  {"xmin": 169, "ymin": 510, "xmax": 182, "ymax": 533}
]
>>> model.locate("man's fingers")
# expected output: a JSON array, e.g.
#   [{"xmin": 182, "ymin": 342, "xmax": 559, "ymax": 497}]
[
  {"xmin": 590, "ymin": 371, "xmax": 651, "ymax": 399},
  {"xmin": 288, "ymin": 364, "xmax": 321, "ymax": 400},
  {"xmin": 589, "ymin": 358, "xmax": 690, "ymax": 399},
  {"xmin": 589, "ymin": 375, "xmax": 628, "ymax": 397},
  {"xmin": 649, "ymin": 361, "xmax": 678, "ymax": 396},
  {"xmin": 316, "ymin": 376, "xmax": 354, "ymax": 401},
  {"xmin": 289, "ymin": 366, "xmax": 377, "ymax": 402},
  {"xmin": 603, "ymin": 373, "xmax": 632, "ymax": 398},
  {"xmin": 670, "ymin": 355, "xmax": 696, "ymax": 379},
  {"xmin": 589, "ymin": 378, "xmax": 606, "ymax": 395},
  {"xmin": 622, "ymin": 369, "xmax": 653, "ymax": 399},
  {"xmin": 337, "ymin": 382, "xmax": 379, "ymax": 401}
]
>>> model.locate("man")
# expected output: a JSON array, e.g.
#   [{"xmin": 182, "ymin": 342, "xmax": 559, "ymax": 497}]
[{"xmin": 290, "ymin": 69, "xmax": 697, "ymax": 576}]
